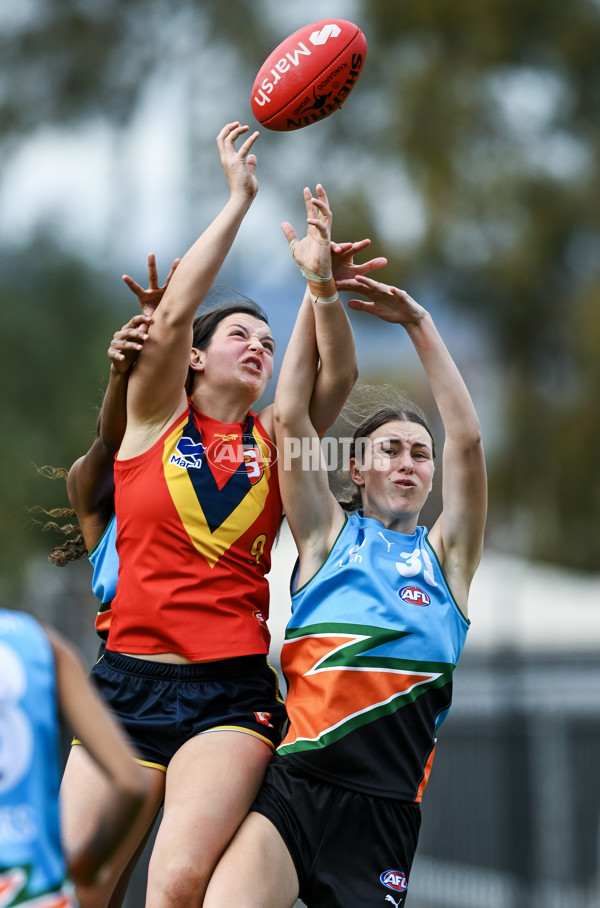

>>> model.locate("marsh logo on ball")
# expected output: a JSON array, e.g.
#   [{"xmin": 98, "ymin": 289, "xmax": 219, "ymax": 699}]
[
  {"xmin": 309, "ymin": 23, "xmax": 342, "ymax": 45},
  {"xmin": 250, "ymin": 18, "xmax": 367, "ymax": 131}
]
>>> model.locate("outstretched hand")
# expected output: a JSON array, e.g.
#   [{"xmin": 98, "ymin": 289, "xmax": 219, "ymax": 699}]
[
  {"xmin": 216, "ymin": 121, "xmax": 260, "ymax": 203},
  {"xmin": 331, "ymin": 239, "xmax": 387, "ymax": 291},
  {"xmin": 122, "ymin": 253, "xmax": 180, "ymax": 318},
  {"xmin": 337, "ymin": 275, "xmax": 427, "ymax": 326},
  {"xmin": 108, "ymin": 314, "xmax": 153, "ymax": 374},
  {"xmin": 281, "ymin": 183, "xmax": 333, "ymax": 281}
]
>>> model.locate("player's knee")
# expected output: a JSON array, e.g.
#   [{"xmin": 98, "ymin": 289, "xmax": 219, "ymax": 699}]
[{"xmin": 149, "ymin": 859, "xmax": 208, "ymax": 907}]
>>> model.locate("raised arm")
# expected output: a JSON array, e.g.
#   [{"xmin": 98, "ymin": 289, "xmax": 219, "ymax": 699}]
[
  {"xmin": 274, "ymin": 186, "xmax": 359, "ymax": 580},
  {"xmin": 49, "ymin": 628, "xmax": 147, "ymax": 885},
  {"xmin": 274, "ymin": 188, "xmax": 386, "ymax": 438},
  {"xmin": 123, "ymin": 122, "xmax": 260, "ymax": 437},
  {"xmin": 67, "ymin": 255, "xmax": 179, "ymax": 550},
  {"xmin": 342, "ymin": 276, "xmax": 487, "ymax": 603},
  {"xmin": 307, "ymin": 237, "xmax": 387, "ymax": 432}
]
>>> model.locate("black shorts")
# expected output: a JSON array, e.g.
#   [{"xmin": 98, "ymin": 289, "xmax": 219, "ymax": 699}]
[
  {"xmin": 87, "ymin": 650, "xmax": 286, "ymax": 771},
  {"xmin": 251, "ymin": 758, "xmax": 421, "ymax": 907}
]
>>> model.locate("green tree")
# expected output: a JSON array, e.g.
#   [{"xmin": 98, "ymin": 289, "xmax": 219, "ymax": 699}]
[
  {"xmin": 0, "ymin": 236, "xmax": 130, "ymax": 595},
  {"xmin": 1, "ymin": 0, "xmax": 600, "ymax": 570}
]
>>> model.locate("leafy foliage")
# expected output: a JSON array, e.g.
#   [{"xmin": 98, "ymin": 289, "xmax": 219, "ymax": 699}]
[
  {"xmin": 0, "ymin": 236, "xmax": 127, "ymax": 592},
  {"xmin": 1, "ymin": 0, "xmax": 600, "ymax": 570}
]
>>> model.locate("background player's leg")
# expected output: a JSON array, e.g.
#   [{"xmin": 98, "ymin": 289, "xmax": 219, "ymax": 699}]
[{"xmin": 61, "ymin": 745, "xmax": 164, "ymax": 908}]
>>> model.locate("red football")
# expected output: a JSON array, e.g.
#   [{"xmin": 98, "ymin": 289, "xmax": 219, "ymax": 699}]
[{"xmin": 250, "ymin": 19, "xmax": 367, "ymax": 132}]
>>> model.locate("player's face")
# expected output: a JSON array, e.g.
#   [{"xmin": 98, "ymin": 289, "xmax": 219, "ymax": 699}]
[
  {"xmin": 195, "ymin": 313, "xmax": 275, "ymax": 397},
  {"xmin": 350, "ymin": 420, "xmax": 435, "ymax": 529}
]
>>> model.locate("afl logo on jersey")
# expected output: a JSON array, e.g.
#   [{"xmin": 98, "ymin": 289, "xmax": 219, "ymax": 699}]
[
  {"xmin": 380, "ymin": 869, "xmax": 408, "ymax": 892},
  {"xmin": 399, "ymin": 586, "xmax": 431, "ymax": 607}
]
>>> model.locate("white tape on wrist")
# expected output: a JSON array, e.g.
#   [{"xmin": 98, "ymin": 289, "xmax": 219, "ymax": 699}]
[{"xmin": 313, "ymin": 292, "xmax": 339, "ymax": 304}]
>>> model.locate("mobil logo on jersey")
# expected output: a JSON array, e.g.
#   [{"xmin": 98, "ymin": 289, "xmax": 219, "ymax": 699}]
[
  {"xmin": 380, "ymin": 869, "xmax": 408, "ymax": 892},
  {"xmin": 399, "ymin": 585, "xmax": 431, "ymax": 607}
]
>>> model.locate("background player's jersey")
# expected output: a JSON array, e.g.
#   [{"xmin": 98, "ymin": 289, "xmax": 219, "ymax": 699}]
[
  {"xmin": 0, "ymin": 610, "xmax": 76, "ymax": 906},
  {"xmin": 88, "ymin": 512, "xmax": 118, "ymax": 640},
  {"xmin": 277, "ymin": 512, "xmax": 470, "ymax": 801},
  {"xmin": 109, "ymin": 403, "xmax": 281, "ymax": 660}
]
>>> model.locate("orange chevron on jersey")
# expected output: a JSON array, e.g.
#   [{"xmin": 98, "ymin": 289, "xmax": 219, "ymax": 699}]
[
  {"xmin": 278, "ymin": 623, "xmax": 451, "ymax": 754},
  {"xmin": 0, "ymin": 869, "xmax": 75, "ymax": 908},
  {"xmin": 0, "ymin": 870, "xmax": 23, "ymax": 907}
]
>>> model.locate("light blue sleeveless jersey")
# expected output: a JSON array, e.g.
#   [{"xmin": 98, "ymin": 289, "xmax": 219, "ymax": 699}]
[
  {"xmin": 277, "ymin": 511, "xmax": 470, "ymax": 801},
  {"xmin": 0, "ymin": 609, "xmax": 76, "ymax": 905},
  {"xmin": 88, "ymin": 513, "xmax": 118, "ymax": 639}
]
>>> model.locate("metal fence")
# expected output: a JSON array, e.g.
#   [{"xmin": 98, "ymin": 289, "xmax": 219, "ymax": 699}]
[{"xmin": 406, "ymin": 652, "xmax": 600, "ymax": 908}]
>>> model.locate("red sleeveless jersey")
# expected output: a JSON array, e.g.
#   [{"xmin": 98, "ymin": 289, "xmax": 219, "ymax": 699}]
[{"xmin": 109, "ymin": 402, "xmax": 282, "ymax": 661}]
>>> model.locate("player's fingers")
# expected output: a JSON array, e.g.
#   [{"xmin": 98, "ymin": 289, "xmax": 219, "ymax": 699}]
[
  {"xmin": 113, "ymin": 339, "xmax": 145, "ymax": 352},
  {"xmin": 237, "ymin": 129, "xmax": 258, "ymax": 157},
  {"xmin": 302, "ymin": 186, "xmax": 315, "ymax": 218},
  {"xmin": 123, "ymin": 275, "xmax": 143, "ymax": 295},
  {"xmin": 346, "ymin": 298, "xmax": 375, "ymax": 313},
  {"xmin": 280, "ymin": 222, "xmax": 298, "ymax": 245},
  {"xmin": 306, "ymin": 217, "xmax": 330, "ymax": 242},
  {"xmin": 147, "ymin": 253, "xmax": 158, "ymax": 288},
  {"xmin": 348, "ymin": 238, "xmax": 372, "ymax": 252},
  {"xmin": 311, "ymin": 196, "xmax": 331, "ymax": 215},
  {"xmin": 357, "ymin": 257, "xmax": 388, "ymax": 274},
  {"xmin": 120, "ymin": 315, "xmax": 150, "ymax": 332},
  {"xmin": 246, "ymin": 152, "xmax": 258, "ymax": 175},
  {"xmin": 216, "ymin": 121, "xmax": 241, "ymax": 147},
  {"xmin": 315, "ymin": 183, "xmax": 329, "ymax": 206}
]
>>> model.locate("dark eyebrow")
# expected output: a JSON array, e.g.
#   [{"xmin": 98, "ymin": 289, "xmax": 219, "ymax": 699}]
[
  {"xmin": 376, "ymin": 436, "xmax": 431, "ymax": 451},
  {"xmin": 228, "ymin": 323, "xmax": 275, "ymax": 346}
]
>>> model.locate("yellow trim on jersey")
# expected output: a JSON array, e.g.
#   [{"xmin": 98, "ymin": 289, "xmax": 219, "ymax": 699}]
[
  {"xmin": 163, "ymin": 422, "xmax": 273, "ymax": 569},
  {"xmin": 200, "ymin": 725, "xmax": 276, "ymax": 750},
  {"xmin": 137, "ymin": 758, "xmax": 167, "ymax": 773},
  {"xmin": 71, "ymin": 738, "xmax": 168, "ymax": 772}
]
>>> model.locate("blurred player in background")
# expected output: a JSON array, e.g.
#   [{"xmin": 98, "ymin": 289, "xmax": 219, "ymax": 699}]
[{"xmin": 0, "ymin": 608, "xmax": 147, "ymax": 907}]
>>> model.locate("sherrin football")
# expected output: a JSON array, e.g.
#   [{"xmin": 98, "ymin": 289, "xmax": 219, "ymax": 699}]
[{"xmin": 250, "ymin": 19, "xmax": 367, "ymax": 131}]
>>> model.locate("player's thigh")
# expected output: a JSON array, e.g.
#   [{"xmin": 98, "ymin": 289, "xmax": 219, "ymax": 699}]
[
  {"xmin": 60, "ymin": 744, "xmax": 113, "ymax": 845},
  {"xmin": 204, "ymin": 811, "xmax": 299, "ymax": 908},
  {"xmin": 60, "ymin": 745, "xmax": 164, "ymax": 905},
  {"xmin": 147, "ymin": 731, "xmax": 273, "ymax": 880},
  {"xmin": 61, "ymin": 743, "xmax": 163, "ymax": 839}
]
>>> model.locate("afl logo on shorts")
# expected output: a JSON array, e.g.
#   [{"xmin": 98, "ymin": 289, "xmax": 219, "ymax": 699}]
[
  {"xmin": 399, "ymin": 585, "xmax": 430, "ymax": 607},
  {"xmin": 380, "ymin": 869, "xmax": 408, "ymax": 892}
]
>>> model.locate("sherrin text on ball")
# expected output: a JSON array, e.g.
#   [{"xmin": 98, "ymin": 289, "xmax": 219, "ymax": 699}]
[{"xmin": 251, "ymin": 19, "xmax": 367, "ymax": 131}]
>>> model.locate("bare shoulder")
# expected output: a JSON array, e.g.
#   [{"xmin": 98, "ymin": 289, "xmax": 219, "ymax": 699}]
[{"xmin": 118, "ymin": 398, "xmax": 188, "ymax": 460}]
